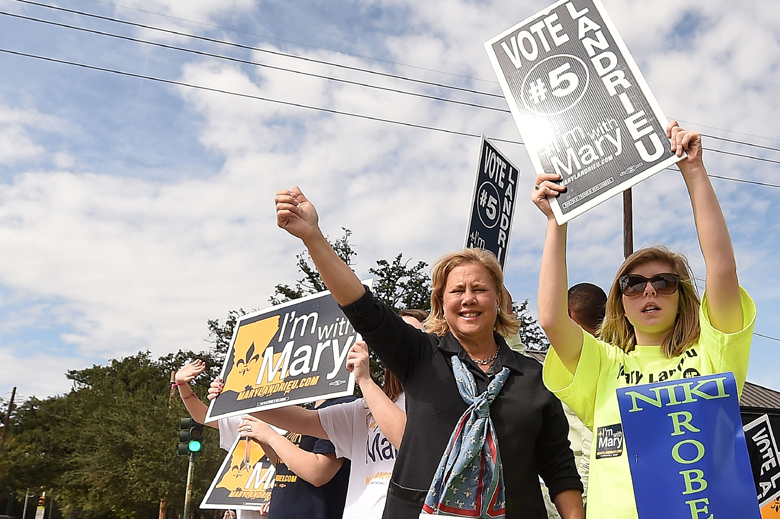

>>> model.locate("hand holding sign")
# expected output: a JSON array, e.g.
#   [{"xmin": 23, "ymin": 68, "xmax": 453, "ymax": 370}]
[
  {"xmin": 275, "ymin": 186, "xmax": 320, "ymax": 242},
  {"xmin": 531, "ymin": 172, "xmax": 565, "ymax": 220}
]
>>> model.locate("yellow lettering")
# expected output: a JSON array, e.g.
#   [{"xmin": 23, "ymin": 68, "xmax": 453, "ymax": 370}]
[
  {"xmin": 685, "ymin": 497, "xmax": 713, "ymax": 519},
  {"xmin": 679, "ymin": 469, "xmax": 708, "ymax": 495},
  {"xmin": 672, "ymin": 439, "xmax": 705, "ymax": 464},
  {"xmin": 668, "ymin": 411, "xmax": 701, "ymax": 436}
]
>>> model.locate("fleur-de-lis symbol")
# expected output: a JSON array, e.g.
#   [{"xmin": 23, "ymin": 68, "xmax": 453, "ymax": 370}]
[{"xmin": 236, "ymin": 342, "xmax": 261, "ymax": 375}]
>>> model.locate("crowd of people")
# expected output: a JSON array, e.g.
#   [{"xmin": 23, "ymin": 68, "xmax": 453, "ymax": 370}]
[{"xmin": 172, "ymin": 122, "xmax": 755, "ymax": 519}]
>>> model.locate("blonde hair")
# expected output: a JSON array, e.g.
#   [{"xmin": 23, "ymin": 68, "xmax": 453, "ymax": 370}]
[
  {"xmin": 426, "ymin": 249, "xmax": 520, "ymax": 338},
  {"xmin": 599, "ymin": 246, "xmax": 700, "ymax": 356}
]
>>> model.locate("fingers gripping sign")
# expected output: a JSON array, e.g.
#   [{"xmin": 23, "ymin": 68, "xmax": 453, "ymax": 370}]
[
  {"xmin": 667, "ymin": 120, "xmax": 703, "ymax": 164},
  {"xmin": 531, "ymin": 173, "xmax": 566, "ymax": 220}
]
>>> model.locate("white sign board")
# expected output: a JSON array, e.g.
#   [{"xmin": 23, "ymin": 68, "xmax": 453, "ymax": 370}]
[{"xmin": 485, "ymin": 0, "xmax": 682, "ymax": 223}]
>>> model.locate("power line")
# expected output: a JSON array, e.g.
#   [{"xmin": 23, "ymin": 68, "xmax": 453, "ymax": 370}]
[
  {"xmin": 12, "ymin": 0, "xmax": 505, "ymax": 100},
  {"xmin": 703, "ymin": 134, "xmax": 780, "ymax": 154},
  {"xmin": 0, "ymin": 47, "xmax": 493, "ymax": 140},
  {"xmin": 81, "ymin": 0, "xmax": 500, "ymax": 85},
  {"xmin": 755, "ymin": 332, "xmax": 780, "ymax": 343},
  {"xmin": 13, "ymin": 0, "xmax": 780, "ymax": 158},
  {"xmin": 4, "ymin": 46, "xmax": 779, "ymax": 191},
  {"xmin": 15, "ymin": 0, "xmax": 780, "ymax": 156},
  {"xmin": 0, "ymin": 10, "xmax": 509, "ymax": 113}
]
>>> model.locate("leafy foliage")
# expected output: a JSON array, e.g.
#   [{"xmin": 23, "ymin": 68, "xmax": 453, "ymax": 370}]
[
  {"xmin": 270, "ymin": 228, "xmax": 357, "ymax": 305},
  {"xmin": 0, "ymin": 351, "xmax": 224, "ymax": 519}
]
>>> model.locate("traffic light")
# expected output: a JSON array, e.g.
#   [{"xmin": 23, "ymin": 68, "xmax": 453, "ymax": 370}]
[{"xmin": 178, "ymin": 418, "xmax": 204, "ymax": 456}]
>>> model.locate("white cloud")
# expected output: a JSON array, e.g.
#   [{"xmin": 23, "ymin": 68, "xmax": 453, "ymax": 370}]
[{"xmin": 1, "ymin": 0, "xmax": 779, "ymax": 400}]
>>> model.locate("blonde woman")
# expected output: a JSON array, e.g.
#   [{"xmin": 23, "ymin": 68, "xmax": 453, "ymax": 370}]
[
  {"xmin": 275, "ymin": 190, "xmax": 584, "ymax": 519},
  {"xmin": 532, "ymin": 121, "xmax": 757, "ymax": 519}
]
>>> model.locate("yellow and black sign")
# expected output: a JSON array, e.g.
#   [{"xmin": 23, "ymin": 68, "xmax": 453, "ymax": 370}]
[
  {"xmin": 206, "ymin": 287, "xmax": 362, "ymax": 421},
  {"xmin": 200, "ymin": 435, "xmax": 275, "ymax": 510}
]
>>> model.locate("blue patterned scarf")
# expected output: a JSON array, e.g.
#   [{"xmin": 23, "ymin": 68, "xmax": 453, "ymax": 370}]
[{"xmin": 422, "ymin": 355, "xmax": 510, "ymax": 518}]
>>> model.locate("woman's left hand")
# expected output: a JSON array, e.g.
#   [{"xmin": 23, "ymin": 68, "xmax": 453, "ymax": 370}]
[
  {"xmin": 239, "ymin": 415, "xmax": 276, "ymax": 444},
  {"xmin": 346, "ymin": 341, "xmax": 371, "ymax": 384}
]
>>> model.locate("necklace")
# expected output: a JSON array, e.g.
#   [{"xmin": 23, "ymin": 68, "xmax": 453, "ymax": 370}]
[{"xmin": 470, "ymin": 348, "xmax": 499, "ymax": 366}]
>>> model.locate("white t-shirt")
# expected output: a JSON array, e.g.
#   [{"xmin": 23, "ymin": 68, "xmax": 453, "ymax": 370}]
[
  {"xmin": 218, "ymin": 416, "xmax": 266, "ymax": 519},
  {"xmin": 318, "ymin": 394, "xmax": 405, "ymax": 519}
]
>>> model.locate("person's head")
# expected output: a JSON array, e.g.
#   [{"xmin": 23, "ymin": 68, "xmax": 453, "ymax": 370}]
[
  {"xmin": 600, "ymin": 246, "xmax": 700, "ymax": 356},
  {"xmin": 568, "ymin": 282, "xmax": 607, "ymax": 336},
  {"xmin": 427, "ymin": 249, "xmax": 520, "ymax": 339}
]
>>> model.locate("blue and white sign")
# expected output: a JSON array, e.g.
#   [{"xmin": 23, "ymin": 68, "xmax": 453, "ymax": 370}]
[
  {"xmin": 617, "ymin": 373, "xmax": 760, "ymax": 519},
  {"xmin": 465, "ymin": 136, "xmax": 520, "ymax": 269}
]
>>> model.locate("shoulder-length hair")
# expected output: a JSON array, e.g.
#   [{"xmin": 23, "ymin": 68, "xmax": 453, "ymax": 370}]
[
  {"xmin": 599, "ymin": 246, "xmax": 700, "ymax": 357},
  {"xmin": 426, "ymin": 248, "xmax": 520, "ymax": 338}
]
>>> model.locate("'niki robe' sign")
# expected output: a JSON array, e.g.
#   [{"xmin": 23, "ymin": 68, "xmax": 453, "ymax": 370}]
[
  {"xmin": 617, "ymin": 373, "xmax": 760, "ymax": 519},
  {"xmin": 485, "ymin": 0, "xmax": 681, "ymax": 224},
  {"xmin": 206, "ymin": 287, "xmax": 360, "ymax": 421}
]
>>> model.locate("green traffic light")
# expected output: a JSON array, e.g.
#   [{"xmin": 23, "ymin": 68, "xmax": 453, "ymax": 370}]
[{"xmin": 188, "ymin": 440, "xmax": 202, "ymax": 453}]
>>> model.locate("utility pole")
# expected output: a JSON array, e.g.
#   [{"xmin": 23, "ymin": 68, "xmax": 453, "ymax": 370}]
[
  {"xmin": 21, "ymin": 489, "xmax": 31, "ymax": 519},
  {"xmin": 623, "ymin": 189, "xmax": 634, "ymax": 259},
  {"xmin": 1, "ymin": 386, "xmax": 17, "ymax": 451},
  {"xmin": 182, "ymin": 453, "xmax": 196, "ymax": 519}
]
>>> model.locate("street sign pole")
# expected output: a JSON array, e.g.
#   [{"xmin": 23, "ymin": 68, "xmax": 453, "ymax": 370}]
[{"xmin": 182, "ymin": 452, "xmax": 195, "ymax": 519}]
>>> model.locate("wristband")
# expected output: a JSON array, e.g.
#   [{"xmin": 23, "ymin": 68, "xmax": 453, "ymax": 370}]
[{"xmin": 172, "ymin": 380, "xmax": 188, "ymax": 388}]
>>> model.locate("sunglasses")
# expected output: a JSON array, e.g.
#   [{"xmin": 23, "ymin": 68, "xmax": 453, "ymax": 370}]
[{"xmin": 618, "ymin": 273, "xmax": 680, "ymax": 297}]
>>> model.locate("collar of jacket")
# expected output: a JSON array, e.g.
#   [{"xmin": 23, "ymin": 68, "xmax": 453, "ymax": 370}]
[{"xmin": 436, "ymin": 332, "xmax": 524, "ymax": 375}]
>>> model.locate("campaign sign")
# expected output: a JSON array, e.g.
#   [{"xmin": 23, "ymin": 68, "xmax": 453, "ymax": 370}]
[
  {"xmin": 465, "ymin": 136, "xmax": 520, "ymax": 269},
  {"xmin": 485, "ymin": 0, "xmax": 682, "ymax": 224},
  {"xmin": 744, "ymin": 415, "xmax": 780, "ymax": 509},
  {"xmin": 616, "ymin": 373, "xmax": 760, "ymax": 519},
  {"xmin": 201, "ymin": 435, "xmax": 275, "ymax": 510},
  {"xmin": 206, "ymin": 287, "xmax": 361, "ymax": 421}
]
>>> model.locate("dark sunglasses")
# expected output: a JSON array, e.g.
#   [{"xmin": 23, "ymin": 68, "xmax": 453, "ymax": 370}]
[{"xmin": 618, "ymin": 273, "xmax": 680, "ymax": 297}]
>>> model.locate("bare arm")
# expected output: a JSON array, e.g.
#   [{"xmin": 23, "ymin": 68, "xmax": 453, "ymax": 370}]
[
  {"xmin": 532, "ymin": 173, "xmax": 584, "ymax": 374},
  {"xmin": 208, "ymin": 378, "xmax": 280, "ymax": 463},
  {"xmin": 347, "ymin": 341, "xmax": 406, "ymax": 449},
  {"xmin": 275, "ymin": 187, "xmax": 364, "ymax": 306},
  {"xmin": 668, "ymin": 122, "xmax": 742, "ymax": 333},
  {"xmin": 251, "ymin": 405, "xmax": 328, "ymax": 440},
  {"xmin": 174, "ymin": 360, "xmax": 215, "ymax": 429},
  {"xmin": 240, "ymin": 415, "xmax": 345, "ymax": 487},
  {"xmin": 553, "ymin": 488, "xmax": 585, "ymax": 519}
]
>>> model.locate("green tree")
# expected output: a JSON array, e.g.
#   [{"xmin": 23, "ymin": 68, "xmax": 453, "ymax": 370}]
[{"xmin": 0, "ymin": 351, "xmax": 224, "ymax": 519}]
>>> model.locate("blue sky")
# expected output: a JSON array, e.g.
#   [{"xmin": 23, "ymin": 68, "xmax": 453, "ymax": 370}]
[{"xmin": 0, "ymin": 0, "xmax": 778, "ymax": 404}]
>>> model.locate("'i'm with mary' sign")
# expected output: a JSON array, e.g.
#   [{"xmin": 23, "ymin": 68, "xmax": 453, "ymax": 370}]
[{"xmin": 485, "ymin": 0, "xmax": 681, "ymax": 224}]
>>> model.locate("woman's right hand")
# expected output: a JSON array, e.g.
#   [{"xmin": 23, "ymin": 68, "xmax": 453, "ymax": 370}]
[
  {"xmin": 208, "ymin": 378, "xmax": 224, "ymax": 401},
  {"xmin": 275, "ymin": 186, "xmax": 320, "ymax": 241},
  {"xmin": 531, "ymin": 173, "xmax": 565, "ymax": 219},
  {"xmin": 175, "ymin": 359, "xmax": 206, "ymax": 385}
]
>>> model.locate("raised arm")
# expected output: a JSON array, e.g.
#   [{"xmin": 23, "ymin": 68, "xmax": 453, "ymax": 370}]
[
  {"xmin": 174, "ymin": 360, "xmax": 216, "ymax": 428},
  {"xmin": 275, "ymin": 187, "xmax": 364, "ymax": 306},
  {"xmin": 532, "ymin": 173, "xmax": 584, "ymax": 373},
  {"xmin": 239, "ymin": 415, "xmax": 345, "ymax": 487},
  {"xmin": 347, "ymin": 341, "xmax": 406, "ymax": 449},
  {"xmin": 668, "ymin": 121, "xmax": 742, "ymax": 333}
]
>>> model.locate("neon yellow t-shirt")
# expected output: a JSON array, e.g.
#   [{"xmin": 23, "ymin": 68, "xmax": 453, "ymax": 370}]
[{"xmin": 543, "ymin": 287, "xmax": 756, "ymax": 519}]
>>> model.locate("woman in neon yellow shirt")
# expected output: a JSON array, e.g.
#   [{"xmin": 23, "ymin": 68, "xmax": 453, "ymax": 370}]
[{"xmin": 531, "ymin": 121, "xmax": 756, "ymax": 519}]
